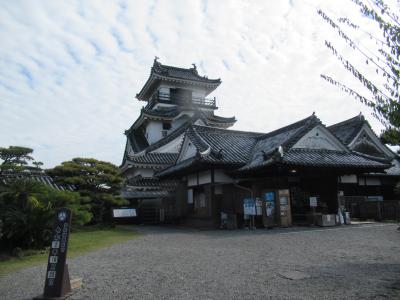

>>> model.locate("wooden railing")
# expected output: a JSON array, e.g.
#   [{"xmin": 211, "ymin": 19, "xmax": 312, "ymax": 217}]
[
  {"xmin": 344, "ymin": 196, "xmax": 400, "ymax": 221},
  {"xmin": 145, "ymin": 92, "xmax": 216, "ymax": 109}
]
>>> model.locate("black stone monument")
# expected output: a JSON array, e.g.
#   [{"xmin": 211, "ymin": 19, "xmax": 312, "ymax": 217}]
[{"xmin": 34, "ymin": 208, "xmax": 72, "ymax": 300}]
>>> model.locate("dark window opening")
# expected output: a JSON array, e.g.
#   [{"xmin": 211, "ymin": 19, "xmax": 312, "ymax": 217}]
[{"xmin": 163, "ymin": 122, "xmax": 171, "ymax": 130}]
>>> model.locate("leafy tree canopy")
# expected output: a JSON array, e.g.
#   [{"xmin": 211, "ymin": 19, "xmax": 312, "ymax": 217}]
[
  {"xmin": 0, "ymin": 146, "xmax": 44, "ymax": 176},
  {"xmin": 48, "ymin": 158, "xmax": 126, "ymax": 223},
  {"xmin": 318, "ymin": 0, "xmax": 399, "ymax": 146}
]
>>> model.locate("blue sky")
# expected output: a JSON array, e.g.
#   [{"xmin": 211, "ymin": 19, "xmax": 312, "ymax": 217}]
[{"xmin": 0, "ymin": 0, "xmax": 390, "ymax": 167}]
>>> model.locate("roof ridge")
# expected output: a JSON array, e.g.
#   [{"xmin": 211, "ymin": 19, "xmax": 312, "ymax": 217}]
[
  {"xmin": 192, "ymin": 124, "xmax": 264, "ymax": 136},
  {"xmin": 152, "ymin": 59, "xmax": 221, "ymax": 82},
  {"xmin": 328, "ymin": 114, "xmax": 365, "ymax": 129},
  {"xmin": 289, "ymin": 148, "xmax": 346, "ymax": 153},
  {"xmin": 256, "ymin": 114, "xmax": 320, "ymax": 141},
  {"xmin": 280, "ymin": 115, "xmax": 321, "ymax": 150},
  {"xmin": 188, "ymin": 126, "xmax": 212, "ymax": 154}
]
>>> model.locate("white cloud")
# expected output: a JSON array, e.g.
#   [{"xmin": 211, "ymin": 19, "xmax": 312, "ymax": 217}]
[{"xmin": 0, "ymin": 0, "xmax": 394, "ymax": 167}]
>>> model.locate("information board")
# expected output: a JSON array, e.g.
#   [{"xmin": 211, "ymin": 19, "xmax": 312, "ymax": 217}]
[
  {"xmin": 243, "ymin": 198, "xmax": 256, "ymax": 215},
  {"xmin": 309, "ymin": 197, "xmax": 318, "ymax": 207},
  {"xmin": 264, "ymin": 192, "xmax": 276, "ymax": 217},
  {"xmin": 264, "ymin": 192, "xmax": 275, "ymax": 202}
]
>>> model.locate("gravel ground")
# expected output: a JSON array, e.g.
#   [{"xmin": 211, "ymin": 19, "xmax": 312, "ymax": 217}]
[{"xmin": 1, "ymin": 223, "xmax": 400, "ymax": 300}]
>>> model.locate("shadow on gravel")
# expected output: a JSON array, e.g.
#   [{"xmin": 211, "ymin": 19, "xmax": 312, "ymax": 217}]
[
  {"xmin": 125, "ymin": 223, "xmax": 398, "ymax": 239},
  {"xmin": 312, "ymin": 262, "xmax": 400, "ymax": 299}
]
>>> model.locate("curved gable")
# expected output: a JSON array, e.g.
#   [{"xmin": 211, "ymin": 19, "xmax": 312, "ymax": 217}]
[
  {"xmin": 293, "ymin": 125, "xmax": 348, "ymax": 151},
  {"xmin": 349, "ymin": 125, "xmax": 394, "ymax": 158}
]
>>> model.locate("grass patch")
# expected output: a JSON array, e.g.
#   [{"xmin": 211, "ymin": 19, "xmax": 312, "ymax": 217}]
[{"xmin": 0, "ymin": 226, "xmax": 138, "ymax": 277}]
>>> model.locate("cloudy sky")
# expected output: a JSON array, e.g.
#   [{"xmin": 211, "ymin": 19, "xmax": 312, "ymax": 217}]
[{"xmin": 0, "ymin": 0, "xmax": 392, "ymax": 168}]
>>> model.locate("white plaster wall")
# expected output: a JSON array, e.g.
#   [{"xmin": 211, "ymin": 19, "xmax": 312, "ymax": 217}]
[
  {"xmin": 159, "ymin": 81, "xmax": 208, "ymax": 98},
  {"xmin": 198, "ymin": 170, "xmax": 211, "ymax": 185},
  {"xmin": 192, "ymin": 89, "xmax": 206, "ymax": 99},
  {"xmin": 171, "ymin": 116, "xmax": 189, "ymax": 131},
  {"xmin": 366, "ymin": 177, "xmax": 381, "ymax": 186},
  {"xmin": 294, "ymin": 125, "xmax": 346, "ymax": 151},
  {"xmin": 187, "ymin": 174, "xmax": 197, "ymax": 187},
  {"xmin": 151, "ymin": 134, "xmax": 184, "ymax": 153},
  {"xmin": 194, "ymin": 119, "xmax": 206, "ymax": 126},
  {"xmin": 180, "ymin": 141, "xmax": 197, "ymax": 161},
  {"xmin": 340, "ymin": 175, "xmax": 357, "ymax": 183},
  {"xmin": 146, "ymin": 121, "xmax": 163, "ymax": 144},
  {"xmin": 214, "ymin": 170, "xmax": 233, "ymax": 183}
]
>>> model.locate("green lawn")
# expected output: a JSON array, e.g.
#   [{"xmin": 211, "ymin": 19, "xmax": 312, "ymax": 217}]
[{"xmin": 0, "ymin": 226, "xmax": 138, "ymax": 277}]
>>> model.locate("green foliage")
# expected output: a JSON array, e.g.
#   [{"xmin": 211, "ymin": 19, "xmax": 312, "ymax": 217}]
[
  {"xmin": 37, "ymin": 188, "xmax": 93, "ymax": 229},
  {"xmin": 318, "ymin": 0, "xmax": 399, "ymax": 146},
  {"xmin": 0, "ymin": 145, "xmax": 44, "ymax": 175},
  {"xmin": 48, "ymin": 158, "xmax": 127, "ymax": 224},
  {"xmin": 0, "ymin": 179, "xmax": 52, "ymax": 249},
  {"xmin": 0, "ymin": 178, "xmax": 92, "ymax": 250},
  {"xmin": 0, "ymin": 146, "xmax": 34, "ymax": 175}
]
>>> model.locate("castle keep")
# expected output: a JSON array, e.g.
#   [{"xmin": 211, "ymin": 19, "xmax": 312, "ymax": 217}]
[{"xmin": 121, "ymin": 59, "xmax": 399, "ymax": 227}]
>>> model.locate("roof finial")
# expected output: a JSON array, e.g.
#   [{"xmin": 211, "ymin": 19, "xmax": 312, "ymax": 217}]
[
  {"xmin": 154, "ymin": 56, "xmax": 160, "ymax": 63},
  {"xmin": 192, "ymin": 63, "xmax": 197, "ymax": 70}
]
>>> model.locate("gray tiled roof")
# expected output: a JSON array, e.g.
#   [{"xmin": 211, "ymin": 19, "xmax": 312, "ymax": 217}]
[
  {"xmin": 244, "ymin": 114, "xmax": 320, "ymax": 170},
  {"xmin": 152, "ymin": 61, "xmax": 221, "ymax": 84},
  {"xmin": 129, "ymin": 130, "xmax": 149, "ymax": 152},
  {"xmin": 127, "ymin": 153, "xmax": 178, "ymax": 166},
  {"xmin": 136, "ymin": 60, "xmax": 222, "ymax": 100},
  {"xmin": 121, "ymin": 189, "xmax": 171, "ymax": 199},
  {"xmin": 328, "ymin": 114, "xmax": 365, "ymax": 145},
  {"xmin": 126, "ymin": 176, "xmax": 179, "ymax": 189},
  {"xmin": 282, "ymin": 148, "xmax": 390, "ymax": 169},
  {"xmin": 141, "ymin": 107, "xmax": 236, "ymax": 125},
  {"xmin": 237, "ymin": 149, "xmax": 390, "ymax": 174},
  {"xmin": 142, "ymin": 107, "xmax": 181, "ymax": 119},
  {"xmin": 1, "ymin": 172, "xmax": 74, "ymax": 191},
  {"xmin": 192, "ymin": 125, "xmax": 262, "ymax": 164},
  {"xmin": 157, "ymin": 114, "xmax": 390, "ymax": 177}
]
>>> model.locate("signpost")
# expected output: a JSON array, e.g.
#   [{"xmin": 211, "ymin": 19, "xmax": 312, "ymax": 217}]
[{"xmin": 34, "ymin": 208, "xmax": 72, "ymax": 300}]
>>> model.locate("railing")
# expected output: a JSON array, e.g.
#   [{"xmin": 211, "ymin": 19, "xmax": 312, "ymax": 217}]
[
  {"xmin": 344, "ymin": 196, "xmax": 400, "ymax": 221},
  {"xmin": 145, "ymin": 91, "xmax": 216, "ymax": 109}
]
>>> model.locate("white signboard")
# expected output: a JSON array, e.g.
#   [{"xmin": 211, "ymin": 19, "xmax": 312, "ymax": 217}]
[
  {"xmin": 309, "ymin": 197, "xmax": 318, "ymax": 208},
  {"xmin": 112, "ymin": 208, "xmax": 137, "ymax": 218}
]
